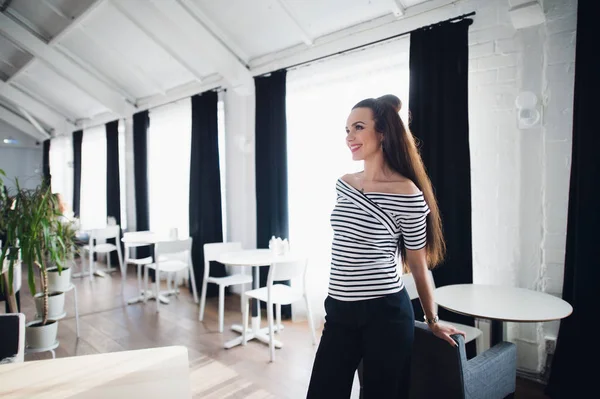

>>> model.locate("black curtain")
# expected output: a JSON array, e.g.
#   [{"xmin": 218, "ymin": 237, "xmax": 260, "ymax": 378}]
[
  {"xmin": 408, "ymin": 19, "xmax": 474, "ymax": 343},
  {"xmin": 72, "ymin": 130, "xmax": 83, "ymax": 218},
  {"xmin": 106, "ymin": 120, "xmax": 122, "ymax": 265},
  {"xmin": 189, "ymin": 91, "xmax": 225, "ymax": 297},
  {"xmin": 546, "ymin": 2, "xmax": 598, "ymax": 397},
  {"xmin": 255, "ymin": 70, "xmax": 291, "ymax": 318},
  {"xmin": 42, "ymin": 139, "xmax": 50, "ymax": 188},
  {"xmin": 133, "ymin": 111, "xmax": 151, "ymax": 259}
]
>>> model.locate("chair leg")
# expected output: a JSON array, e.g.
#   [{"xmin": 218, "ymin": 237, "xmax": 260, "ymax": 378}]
[
  {"xmin": 154, "ymin": 270, "xmax": 160, "ymax": 313},
  {"xmin": 73, "ymin": 285, "xmax": 80, "ymax": 338},
  {"xmin": 218, "ymin": 285, "xmax": 225, "ymax": 333},
  {"xmin": 267, "ymin": 301, "xmax": 275, "ymax": 362},
  {"xmin": 305, "ymin": 295, "xmax": 317, "ymax": 345},
  {"xmin": 189, "ymin": 266, "xmax": 199, "ymax": 304},
  {"xmin": 88, "ymin": 250, "xmax": 94, "ymax": 281},
  {"xmin": 199, "ymin": 279, "xmax": 208, "ymax": 321},
  {"xmin": 143, "ymin": 267, "xmax": 149, "ymax": 304},
  {"xmin": 275, "ymin": 304, "xmax": 282, "ymax": 334},
  {"xmin": 137, "ymin": 264, "xmax": 143, "ymax": 296},
  {"xmin": 242, "ymin": 295, "xmax": 249, "ymax": 345}
]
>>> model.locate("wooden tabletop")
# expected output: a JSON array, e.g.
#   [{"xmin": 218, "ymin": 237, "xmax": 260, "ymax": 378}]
[
  {"xmin": 0, "ymin": 346, "xmax": 191, "ymax": 398},
  {"xmin": 434, "ymin": 284, "xmax": 573, "ymax": 322}
]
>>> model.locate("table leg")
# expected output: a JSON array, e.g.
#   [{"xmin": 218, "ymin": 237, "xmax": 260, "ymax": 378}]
[
  {"xmin": 490, "ymin": 319, "xmax": 505, "ymax": 347},
  {"xmin": 223, "ymin": 265, "xmax": 284, "ymax": 349},
  {"xmin": 127, "ymin": 290, "xmax": 170, "ymax": 305},
  {"xmin": 224, "ymin": 316, "xmax": 284, "ymax": 349}
]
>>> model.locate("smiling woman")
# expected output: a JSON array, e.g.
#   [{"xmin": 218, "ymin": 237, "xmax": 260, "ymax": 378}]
[{"xmin": 285, "ymin": 36, "xmax": 410, "ymax": 327}]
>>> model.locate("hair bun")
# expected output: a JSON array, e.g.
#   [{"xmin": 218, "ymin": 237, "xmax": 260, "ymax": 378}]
[{"xmin": 377, "ymin": 94, "xmax": 402, "ymax": 112}]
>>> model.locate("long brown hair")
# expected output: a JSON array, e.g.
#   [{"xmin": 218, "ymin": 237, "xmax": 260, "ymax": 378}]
[{"xmin": 352, "ymin": 98, "xmax": 446, "ymax": 270}]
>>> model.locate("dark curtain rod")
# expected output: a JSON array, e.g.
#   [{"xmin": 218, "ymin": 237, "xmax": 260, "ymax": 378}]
[{"xmin": 278, "ymin": 11, "xmax": 476, "ymax": 73}]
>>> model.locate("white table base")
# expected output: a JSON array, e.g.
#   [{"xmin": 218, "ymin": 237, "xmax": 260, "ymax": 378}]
[
  {"xmin": 127, "ymin": 289, "xmax": 178, "ymax": 305},
  {"xmin": 224, "ymin": 317, "xmax": 285, "ymax": 349}
]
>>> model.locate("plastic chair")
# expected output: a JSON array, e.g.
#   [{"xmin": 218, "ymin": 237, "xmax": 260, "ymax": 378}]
[
  {"xmin": 81, "ymin": 225, "xmax": 124, "ymax": 283},
  {"xmin": 144, "ymin": 238, "xmax": 198, "ymax": 313},
  {"xmin": 199, "ymin": 242, "xmax": 253, "ymax": 332},
  {"xmin": 242, "ymin": 258, "xmax": 317, "ymax": 362},
  {"xmin": 122, "ymin": 231, "xmax": 154, "ymax": 303}
]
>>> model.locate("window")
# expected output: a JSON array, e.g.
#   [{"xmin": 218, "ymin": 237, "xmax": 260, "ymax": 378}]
[
  {"xmin": 286, "ymin": 37, "xmax": 410, "ymax": 321},
  {"xmin": 80, "ymin": 125, "xmax": 107, "ymax": 230},
  {"xmin": 49, "ymin": 135, "xmax": 73, "ymax": 214},
  {"xmin": 147, "ymin": 98, "xmax": 192, "ymax": 238}
]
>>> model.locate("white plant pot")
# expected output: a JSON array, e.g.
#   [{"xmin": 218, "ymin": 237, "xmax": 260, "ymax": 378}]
[
  {"xmin": 48, "ymin": 266, "xmax": 72, "ymax": 292},
  {"xmin": 26, "ymin": 319, "xmax": 58, "ymax": 349},
  {"xmin": 34, "ymin": 292, "xmax": 65, "ymax": 319}
]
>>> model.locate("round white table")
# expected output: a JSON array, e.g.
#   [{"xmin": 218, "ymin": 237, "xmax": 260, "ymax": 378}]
[
  {"xmin": 217, "ymin": 249, "xmax": 304, "ymax": 349},
  {"xmin": 121, "ymin": 231, "xmax": 176, "ymax": 305},
  {"xmin": 434, "ymin": 284, "xmax": 573, "ymax": 346}
]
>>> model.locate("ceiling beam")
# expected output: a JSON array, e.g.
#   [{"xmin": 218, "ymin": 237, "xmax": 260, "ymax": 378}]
[
  {"xmin": 78, "ymin": 74, "xmax": 224, "ymax": 131},
  {"xmin": 109, "ymin": 0, "xmax": 204, "ymax": 83},
  {"xmin": 149, "ymin": 0, "xmax": 253, "ymax": 95},
  {"xmin": 250, "ymin": 0, "xmax": 459, "ymax": 75},
  {"xmin": 0, "ymin": 11, "xmax": 136, "ymax": 116},
  {"xmin": 17, "ymin": 106, "xmax": 52, "ymax": 140},
  {"xmin": 276, "ymin": 0, "xmax": 314, "ymax": 45},
  {"xmin": 178, "ymin": 0, "xmax": 250, "ymax": 63},
  {"xmin": 75, "ymin": 24, "xmax": 166, "ymax": 95},
  {"xmin": 392, "ymin": 0, "xmax": 406, "ymax": 17},
  {"xmin": 0, "ymin": 81, "xmax": 74, "ymax": 131},
  {"xmin": 40, "ymin": 0, "xmax": 70, "ymax": 20},
  {"xmin": 0, "ymin": 105, "xmax": 49, "ymax": 141}
]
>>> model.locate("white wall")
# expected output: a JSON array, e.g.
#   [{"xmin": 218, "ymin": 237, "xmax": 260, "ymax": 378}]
[
  {"xmin": 0, "ymin": 120, "xmax": 43, "ymax": 190},
  {"xmin": 465, "ymin": 0, "xmax": 576, "ymax": 373},
  {"xmin": 223, "ymin": 0, "xmax": 577, "ymax": 375}
]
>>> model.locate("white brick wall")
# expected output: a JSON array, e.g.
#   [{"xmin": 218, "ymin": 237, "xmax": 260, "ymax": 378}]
[
  {"xmin": 539, "ymin": 0, "xmax": 576, "ymax": 365},
  {"xmin": 464, "ymin": 0, "xmax": 576, "ymax": 373}
]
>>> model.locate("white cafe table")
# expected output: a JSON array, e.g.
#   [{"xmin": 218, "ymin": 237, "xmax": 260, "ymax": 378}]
[
  {"xmin": 0, "ymin": 346, "xmax": 191, "ymax": 398},
  {"xmin": 217, "ymin": 249, "xmax": 303, "ymax": 349},
  {"xmin": 434, "ymin": 284, "xmax": 573, "ymax": 346},
  {"xmin": 121, "ymin": 231, "xmax": 174, "ymax": 305}
]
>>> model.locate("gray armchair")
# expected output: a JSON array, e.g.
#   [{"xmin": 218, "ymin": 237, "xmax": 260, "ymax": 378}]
[{"xmin": 358, "ymin": 321, "xmax": 516, "ymax": 398}]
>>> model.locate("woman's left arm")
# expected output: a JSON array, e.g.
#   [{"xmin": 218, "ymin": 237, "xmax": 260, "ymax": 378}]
[{"xmin": 405, "ymin": 248, "xmax": 466, "ymax": 347}]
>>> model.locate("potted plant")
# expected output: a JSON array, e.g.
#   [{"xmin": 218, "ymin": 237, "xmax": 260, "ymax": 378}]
[{"xmin": 0, "ymin": 170, "xmax": 77, "ymax": 349}]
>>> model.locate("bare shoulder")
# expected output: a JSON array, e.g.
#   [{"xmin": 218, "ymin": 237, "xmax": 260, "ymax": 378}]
[
  {"xmin": 339, "ymin": 172, "xmax": 361, "ymax": 185},
  {"xmin": 384, "ymin": 178, "xmax": 422, "ymax": 195}
]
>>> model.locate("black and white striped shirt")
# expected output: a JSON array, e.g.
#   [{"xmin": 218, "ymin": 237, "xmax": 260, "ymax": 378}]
[{"xmin": 328, "ymin": 178, "xmax": 430, "ymax": 301}]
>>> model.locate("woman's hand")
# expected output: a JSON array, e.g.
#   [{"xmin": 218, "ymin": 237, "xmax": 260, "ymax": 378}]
[{"xmin": 429, "ymin": 322, "xmax": 466, "ymax": 347}]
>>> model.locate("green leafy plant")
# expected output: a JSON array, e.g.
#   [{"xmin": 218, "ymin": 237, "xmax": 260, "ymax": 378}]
[{"xmin": 0, "ymin": 169, "xmax": 77, "ymax": 324}]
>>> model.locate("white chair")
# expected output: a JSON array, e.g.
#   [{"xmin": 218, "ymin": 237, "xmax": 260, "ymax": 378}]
[
  {"xmin": 144, "ymin": 238, "xmax": 198, "ymax": 313},
  {"xmin": 81, "ymin": 225, "xmax": 124, "ymax": 283},
  {"xmin": 199, "ymin": 242, "xmax": 253, "ymax": 333},
  {"xmin": 402, "ymin": 270, "xmax": 483, "ymax": 349},
  {"xmin": 242, "ymin": 259, "xmax": 317, "ymax": 362},
  {"xmin": 122, "ymin": 231, "xmax": 154, "ymax": 303}
]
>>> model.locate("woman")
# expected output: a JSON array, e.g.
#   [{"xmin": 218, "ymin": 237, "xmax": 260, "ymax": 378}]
[{"xmin": 306, "ymin": 96, "xmax": 465, "ymax": 398}]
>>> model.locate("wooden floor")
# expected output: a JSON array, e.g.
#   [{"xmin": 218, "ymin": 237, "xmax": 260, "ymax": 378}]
[{"xmin": 18, "ymin": 260, "xmax": 549, "ymax": 398}]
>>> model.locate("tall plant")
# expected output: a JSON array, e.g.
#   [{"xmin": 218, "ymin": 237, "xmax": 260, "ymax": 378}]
[{"xmin": 0, "ymin": 169, "xmax": 76, "ymax": 323}]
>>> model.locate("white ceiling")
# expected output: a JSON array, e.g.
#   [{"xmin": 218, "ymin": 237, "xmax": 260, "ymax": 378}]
[{"xmin": 0, "ymin": 0, "xmax": 433, "ymax": 140}]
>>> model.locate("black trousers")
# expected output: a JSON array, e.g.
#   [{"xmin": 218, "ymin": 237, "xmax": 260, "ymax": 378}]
[{"xmin": 307, "ymin": 288, "xmax": 414, "ymax": 399}]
